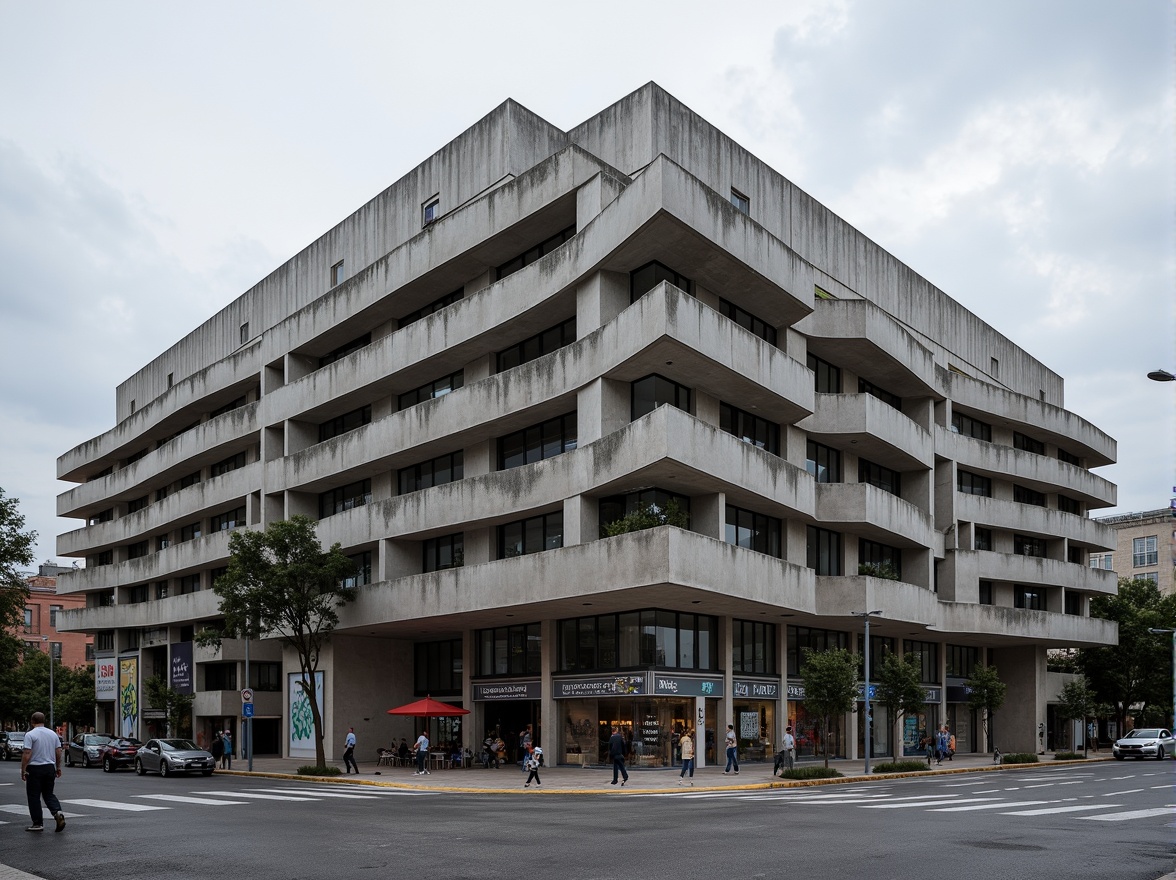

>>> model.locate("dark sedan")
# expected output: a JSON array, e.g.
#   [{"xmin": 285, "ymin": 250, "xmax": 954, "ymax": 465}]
[
  {"xmin": 135, "ymin": 739, "xmax": 216, "ymax": 777},
  {"xmin": 99, "ymin": 737, "xmax": 143, "ymax": 772},
  {"xmin": 65, "ymin": 732, "xmax": 115, "ymax": 768}
]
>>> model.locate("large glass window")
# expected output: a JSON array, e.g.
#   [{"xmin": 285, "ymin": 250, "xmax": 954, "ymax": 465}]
[
  {"xmin": 1133, "ymin": 535, "xmax": 1159, "ymax": 567},
  {"xmin": 902, "ymin": 639, "xmax": 940, "ymax": 683},
  {"xmin": 211, "ymin": 507, "xmax": 246, "ymax": 532},
  {"xmin": 718, "ymin": 298, "xmax": 777, "ymax": 346},
  {"xmin": 497, "ymin": 226, "xmax": 576, "ymax": 280},
  {"xmin": 720, "ymin": 402, "xmax": 779, "ymax": 455},
  {"xmin": 1057, "ymin": 447, "xmax": 1080, "ymax": 466},
  {"xmin": 414, "ymin": 639, "xmax": 462, "ymax": 696},
  {"xmin": 859, "ymin": 377, "xmax": 901, "ymax": 410},
  {"xmin": 724, "ymin": 505, "xmax": 782, "ymax": 558},
  {"xmin": 806, "ymin": 526, "xmax": 842, "ymax": 575},
  {"xmin": 398, "ymin": 450, "xmax": 464, "ymax": 495},
  {"xmin": 732, "ymin": 620, "xmax": 776, "ymax": 674},
  {"xmin": 806, "ymin": 440, "xmax": 842, "ymax": 483},
  {"xmin": 859, "ymin": 539, "xmax": 902, "ymax": 580},
  {"xmin": 477, "ymin": 623, "xmax": 542, "ymax": 677},
  {"xmin": 979, "ymin": 580, "xmax": 993, "ymax": 605},
  {"xmin": 598, "ymin": 488, "xmax": 690, "ymax": 535},
  {"xmin": 423, "ymin": 533, "xmax": 464, "ymax": 572},
  {"xmin": 859, "ymin": 459, "xmax": 901, "ymax": 496},
  {"xmin": 952, "ymin": 411, "xmax": 991, "ymax": 441},
  {"xmin": 974, "ymin": 527, "xmax": 993, "ymax": 551},
  {"xmin": 498, "ymin": 512, "xmax": 563, "ymax": 558},
  {"xmin": 946, "ymin": 645, "xmax": 979, "ymax": 678},
  {"xmin": 342, "ymin": 551, "xmax": 371, "ymax": 588},
  {"xmin": 399, "ymin": 288, "xmax": 462, "ymax": 328},
  {"xmin": 497, "ymin": 317, "xmax": 576, "ymax": 372},
  {"xmin": 1014, "ymin": 586, "xmax": 1044, "ymax": 611},
  {"xmin": 1013, "ymin": 484, "xmax": 1046, "ymax": 507},
  {"xmin": 498, "ymin": 413, "xmax": 577, "ymax": 470},
  {"xmin": 398, "ymin": 371, "xmax": 463, "ymax": 411},
  {"xmin": 957, "ymin": 470, "xmax": 991, "ymax": 497},
  {"xmin": 319, "ymin": 333, "xmax": 371, "ymax": 369},
  {"xmin": 557, "ymin": 609, "xmax": 717, "ymax": 672},
  {"xmin": 1014, "ymin": 534, "xmax": 1046, "ymax": 558},
  {"xmin": 807, "ymin": 354, "xmax": 841, "ymax": 393},
  {"xmin": 629, "ymin": 260, "xmax": 692, "ymax": 302},
  {"xmin": 1013, "ymin": 431, "xmax": 1045, "ymax": 455},
  {"xmin": 319, "ymin": 479, "xmax": 371, "ymax": 518},
  {"xmin": 632, "ymin": 374, "xmax": 691, "ymax": 420},
  {"xmin": 787, "ymin": 626, "xmax": 849, "ymax": 676},
  {"xmin": 319, "ymin": 405, "xmax": 371, "ymax": 443},
  {"xmin": 211, "ymin": 451, "xmax": 247, "ymax": 477}
]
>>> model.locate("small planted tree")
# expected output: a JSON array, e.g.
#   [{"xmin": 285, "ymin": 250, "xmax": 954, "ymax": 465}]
[
  {"xmin": 966, "ymin": 664, "xmax": 1007, "ymax": 754},
  {"xmin": 875, "ymin": 652, "xmax": 926, "ymax": 760},
  {"xmin": 1055, "ymin": 677, "xmax": 1098, "ymax": 757},
  {"xmin": 197, "ymin": 516, "xmax": 356, "ymax": 769},
  {"xmin": 144, "ymin": 675, "xmax": 194, "ymax": 738},
  {"xmin": 800, "ymin": 648, "xmax": 859, "ymax": 769},
  {"xmin": 602, "ymin": 500, "xmax": 689, "ymax": 537}
]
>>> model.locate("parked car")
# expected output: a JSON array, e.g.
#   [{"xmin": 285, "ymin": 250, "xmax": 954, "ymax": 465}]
[
  {"xmin": 1111, "ymin": 728, "xmax": 1175, "ymax": 760},
  {"xmin": 65, "ymin": 733, "xmax": 115, "ymax": 768},
  {"xmin": 2, "ymin": 731, "xmax": 26, "ymax": 760},
  {"xmin": 135, "ymin": 739, "xmax": 216, "ymax": 777},
  {"xmin": 98, "ymin": 737, "xmax": 143, "ymax": 772}
]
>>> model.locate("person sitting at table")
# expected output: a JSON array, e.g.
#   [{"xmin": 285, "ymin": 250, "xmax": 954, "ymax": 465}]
[{"xmin": 397, "ymin": 738, "xmax": 410, "ymax": 765}]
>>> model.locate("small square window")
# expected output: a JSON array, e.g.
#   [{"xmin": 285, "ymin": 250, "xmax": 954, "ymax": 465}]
[
  {"xmin": 240, "ymin": 322, "xmax": 250, "ymax": 345},
  {"xmin": 167, "ymin": 372, "xmax": 174, "ymax": 388},
  {"xmin": 990, "ymin": 357, "xmax": 999, "ymax": 378},
  {"xmin": 730, "ymin": 189, "xmax": 750, "ymax": 215},
  {"xmin": 331, "ymin": 260, "xmax": 345, "ymax": 286},
  {"xmin": 129, "ymin": 399, "xmax": 136, "ymax": 414},
  {"xmin": 423, "ymin": 197, "xmax": 440, "ymax": 226}
]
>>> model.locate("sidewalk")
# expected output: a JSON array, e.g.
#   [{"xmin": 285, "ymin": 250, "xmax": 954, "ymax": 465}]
[{"xmin": 218, "ymin": 751, "xmax": 1113, "ymax": 793}]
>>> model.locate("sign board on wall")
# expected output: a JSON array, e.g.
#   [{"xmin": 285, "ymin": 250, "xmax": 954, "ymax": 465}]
[
  {"xmin": 739, "ymin": 711, "xmax": 760, "ymax": 739},
  {"xmin": 118, "ymin": 657, "xmax": 139, "ymax": 738},
  {"xmin": 95, "ymin": 659, "xmax": 116, "ymax": 700},
  {"xmin": 733, "ymin": 680, "xmax": 778, "ymax": 699},
  {"xmin": 652, "ymin": 676, "xmax": 724, "ymax": 698},
  {"xmin": 473, "ymin": 681, "xmax": 541, "ymax": 701},
  {"xmin": 170, "ymin": 642, "xmax": 193, "ymax": 695},
  {"xmin": 554, "ymin": 675, "xmax": 646, "ymax": 698}
]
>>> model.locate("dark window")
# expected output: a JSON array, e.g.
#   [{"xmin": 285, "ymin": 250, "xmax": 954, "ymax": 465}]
[
  {"xmin": 724, "ymin": 505, "xmax": 782, "ymax": 558},
  {"xmin": 1013, "ymin": 484, "xmax": 1046, "ymax": 507},
  {"xmin": 330, "ymin": 260, "xmax": 345, "ymax": 286},
  {"xmin": 126, "ymin": 496, "xmax": 148, "ymax": 514},
  {"xmin": 859, "ymin": 377, "xmax": 901, "ymax": 410},
  {"xmin": 319, "ymin": 333, "xmax": 371, "ymax": 368},
  {"xmin": 319, "ymin": 479, "xmax": 372, "ymax": 518},
  {"xmin": 477, "ymin": 623, "xmax": 542, "ymax": 677},
  {"xmin": 496, "ymin": 225, "xmax": 576, "ymax": 280},
  {"xmin": 498, "ymin": 512, "xmax": 563, "ymax": 559},
  {"xmin": 422, "ymin": 198, "xmax": 440, "ymax": 226},
  {"xmin": 718, "ymin": 298, "xmax": 777, "ymax": 346},
  {"xmin": 957, "ymin": 470, "xmax": 992, "ymax": 497},
  {"xmin": 95, "ymin": 550, "xmax": 113, "ymax": 566},
  {"xmin": 125, "ymin": 448, "xmax": 148, "ymax": 466},
  {"xmin": 629, "ymin": 260, "xmax": 693, "ymax": 302},
  {"xmin": 806, "ymin": 526, "xmax": 842, "ymax": 575},
  {"xmin": 902, "ymin": 639, "xmax": 940, "ymax": 683},
  {"xmin": 720, "ymin": 402, "xmax": 780, "ymax": 454},
  {"xmin": 179, "ymin": 522, "xmax": 202, "ymax": 542},
  {"xmin": 1014, "ymin": 534, "xmax": 1046, "ymax": 557},
  {"xmin": 1057, "ymin": 447, "xmax": 1080, "ymax": 466},
  {"xmin": 179, "ymin": 574, "xmax": 201, "ymax": 595},
  {"xmin": 423, "ymin": 534, "xmax": 464, "ymax": 572},
  {"xmin": 239, "ymin": 323, "xmax": 249, "ymax": 344},
  {"xmin": 952, "ymin": 412, "xmax": 991, "ymax": 441},
  {"xmin": 319, "ymin": 405, "xmax": 372, "ymax": 443},
  {"xmin": 96, "ymin": 631, "xmax": 115, "ymax": 651},
  {"xmin": 730, "ymin": 189, "xmax": 750, "ymax": 215},
  {"xmin": 204, "ymin": 663, "xmax": 237, "ymax": 691},
  {"xmin": 155, "ymin": 487, "xmax": 170, "ymax": 503},
  {"xmin": 1058, "ymin": 495, "xmax": 1080, "ymax": 514},
  {"xmin": 210, "ymin": 451, "xmax": 247, "ymax": 477},
  {"xmin": 211, "ymin": 507, "xmax": 246, "ymax": 532},
  {"xmin": 251, "ymin": 663, "xmax": 282, "ymax": 691},
  {"xmin": 974, "ymin": 527, "xmax": 993, "ymax": 551},
  {"xmin": 399, "ymin": 288, "xmax": 462, "ymax": 328},
  {"xmin": 859, "ymin": 459, "xmax": 901, "ymax": 496},
  {"xmin": 128, "ymin": 584, "xmax": 148, "ymax": 604},
  {"xmin": 556, "ymin": 610, "xmax": 717, "ymax": 672},
  {"xmin": 179, "ymin": 471, "xmax": 201, "ymax": 489},
  {"xmin": 210, "ymin": 396, "xmax": 247, "ymax": 419},
  {"xmin": 807, "ymin": 353, "xmax": 841, "ymax": 393},
  {"xmin": 155, "ymin": 581, "xmax": 169, "ymax": 600},
  {"xmin": 398, "ymin": 371, "xmax": 463, "ymax": 411},
  {"xmin": 632, "ymin": 374, "xmax": 691, "ymax": 419},
  {"xmin": 787, "ymin": 626, "xmax": 849, "ymax": 676},
  {"xmin": 1013, "ymin": 432, "xmax": 1045, "ymax": 455},
  {"xmin": 496, "ymin": 317, "xmax": 576, "ymax": 372},
  {"xmin": 857, "ymin": 633, "xmax": 896, "ymax": 673},
  {"xmin": 979, "ymin": 580, "xmax": 993, "ymax": 605},
  {"xmin": 89, "ymin": 508, "xmax": 114, "ymax": 525},
  {"xmin": 598, "ymin": 488, "xmax": 690, "ymax": 535},
  {"xmin": 1064, "ymin": 592, "xmax": 1082, "ymax": 615},
  {"xmin": 342, "ymin": 552, "xmax": 372, "ymax": 588},
  {"xmin": 1014, "ymin": 585, "xmax": 1044, "ymax": 610},
  {"xmin": 498, "ymin": 413, "xmax": 577, "ymax": 470},
  {"xmin": 49, "ymin": 605, "xmax": 62, "ymax": 626},
  {"xmin": 732, "ymin": 620, "xmax": 776, "ymax": 674},
  {"xmin": 398, "ymin": 450, "xmax": 464, "ymax": 495},
  {"xmin": 806, "ymin": 440, "xmax": 842, "ymax": 483},
  {"xmin": 859, "ymin": 539, "xmax": 902, "ymax": 580},
  {"xmin": 127, "ymin": 541, "xmax": 149, "ymax": 559},
  {"xmin": 414, "ymin": 639, "xmax": 462, "ymax": 696},
  {"xmin": 156, "ymin": 535, "xmax": 170, "ymax": 552},
  {"xmin": 946, "ymin": 645, "xmax": 979, "ymax": 678}
]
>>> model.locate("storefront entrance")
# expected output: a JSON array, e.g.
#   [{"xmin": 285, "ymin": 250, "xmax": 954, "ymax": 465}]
[
  {"xmin": 481, "ymin": 700, "xmax": 539, "ymax": 765},
  {"xmin": 788, "ymin": 699, "xmax": 844, "ymax": 760}
]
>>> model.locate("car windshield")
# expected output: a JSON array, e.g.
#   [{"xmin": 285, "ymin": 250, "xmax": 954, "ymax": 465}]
[
  {"xmin": 1124, "ymin": 729, "xmax": 1162, "ymax": 739},
  {"xmin": 85, "ymin": 735, "xmax": 112, "ymax": 746},
  {"xmin": 9, "ymin": 733, "xmax": 24, "ymax": 741},
  {"xmin": 112, "ymin": 738, "xmax": 140, "ymax": 748},
  {"xmin": 160, "ymin": 739, "xmax": 198, "ymax": 751}
]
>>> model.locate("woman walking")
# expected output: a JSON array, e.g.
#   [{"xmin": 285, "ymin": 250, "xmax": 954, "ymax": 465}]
[
  {"xmin": 523, "ymin": 743, "xmax": 542, "ymax": 788},
  {"xmin": 678, "ymin": 728, "xmax": 695, "ymax": 786}
]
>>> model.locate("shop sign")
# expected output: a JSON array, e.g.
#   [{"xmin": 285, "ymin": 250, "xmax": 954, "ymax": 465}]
[
  {"xmin": 95, "ymin": 658, "xmax": 116, "ymax": 700},
  {"xmin": 786, "ymin": 683, "xmax": 805, "ymax": 700},
  {"xmin": 946, "ymin": 685, "xmax": 971, "ymax": 702},
  {"xmin": 733, "ymin": 680, "xmax": 778, "ymax": 699},
  {"xmin": 855, "ymin": 683, "xmax": 879, "ymax": 701},
  {"xmin": 923, "ymin": 688, "xmax": 941, "ymax": 702},
  {"xmin": 170, "ymin": 641, "xmax": 193, "ymax": 695},
  {"xmin": 555, "ymin": 675, "xmax": 646, "ymax": 698},
  {"xmin": 473, "ymin": 681, "xmax": 541, "ymax": 701},
  {"xmin": 653, "ymin": 676, "xmax": 724, "ymax": 698}
]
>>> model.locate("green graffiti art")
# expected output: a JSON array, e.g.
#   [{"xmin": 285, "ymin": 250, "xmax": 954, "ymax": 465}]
[{"xmin": 290, "ymin": 686, "xmax": 313, "ymax": 740}]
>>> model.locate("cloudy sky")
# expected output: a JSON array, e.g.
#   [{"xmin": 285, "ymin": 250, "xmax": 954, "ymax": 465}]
[{"xmin": 1, "ymin": 0, "xmax": 1172, "ymax": 565}]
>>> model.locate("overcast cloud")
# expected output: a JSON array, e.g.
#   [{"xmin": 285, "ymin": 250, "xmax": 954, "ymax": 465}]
[{"xmin": 0, "ymin": 0, "xmax": 1172, "ymax": 565}]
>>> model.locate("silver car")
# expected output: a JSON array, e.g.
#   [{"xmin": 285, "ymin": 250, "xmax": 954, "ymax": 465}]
[
  {"xmin": 1111, "ymin": 728, "xmax": 1175, "ymax": 760},
  {"xmin": 2, "ymin": 732, "xmax": 25, "ymax": 760},
  {"xmin": 134, "ymin": 738, "xmax": 216, "ymax": 777}
]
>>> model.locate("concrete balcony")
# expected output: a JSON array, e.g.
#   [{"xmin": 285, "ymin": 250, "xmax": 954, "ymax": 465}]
[
  {"xmin": 813, "ymin": 575, "xmax": 939, "ymax": 626},
  {"xmin": 930, "ymin": 602, "xmax": 1117, "ymax": 648},
  {"xmin": 954, "ymin": 494, "xmax": 1116, "ymax": 549},
  {"xmin": 975, "ymin": 550, "xmax": 1118, "ymax": 594},
  {"xmin": 55, "ymin": 529, "xmax": 242, "ymax": 596},
  {"xmin": 55, "ymin": 590, "xmax": 224, "ymax": 633},
  {"xmin": 799, "ymin": 393, "xmax": 933, "ymax": 471},
  {"xmin": 813, "ymin": 482, "xmax": 934, "ymax": 547}
]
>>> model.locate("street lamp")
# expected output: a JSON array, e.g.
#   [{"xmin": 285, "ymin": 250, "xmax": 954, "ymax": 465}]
[
  {"xmin": 1148, "ymin": 628, "xmax": 1176, "ymax": 729},
  {"xmin": 41, "ymin": 635, "xmax": 55, "ymax": 733},
  {"xmin": 853, "ymin": 610, "xmax": 884, "ymax": 775},
  {"xmin": 1146, "ymin": 369, "xmax": 1175, "ymax": 382}
]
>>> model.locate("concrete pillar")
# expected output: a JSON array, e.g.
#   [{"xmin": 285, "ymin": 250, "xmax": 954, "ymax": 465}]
[
  {"xmin": 692, "ymin": 492, "xmax": 723, "ymax": 541},
  {"xmin": 990, "ymin": 644, "xmax": 1047, "ymax": 755},
  {"xmin": 540, "ymin": 619, "xmax": 556, "ymax": 752},
  {"xmin": 575, "ymin": 270, "xmax": 629, "ymax": 336},
  {"xmin": 721, "ymin": 616, "xmax": 733, "ymax": 752}
]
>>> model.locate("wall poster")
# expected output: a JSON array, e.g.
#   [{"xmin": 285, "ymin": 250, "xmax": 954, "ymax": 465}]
[
  {"xmin": 118, "ymin": 657, "xmax": 139, "ymax": 738},
  {"xmin": 287, "ymin": 671, "xmax": 324, "ymax": 759}
]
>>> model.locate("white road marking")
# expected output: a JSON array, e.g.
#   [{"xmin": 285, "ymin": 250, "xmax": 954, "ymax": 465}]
[
  {"xmin": 200, "ymin": 790, "xmax": 317, "ymax": 801},
  {"xmin": 971, "ymin": 789, "xmax": 1001, "ymax": 794},
  {"xmin": 1003, "ymin": 804, "xmax": 1116, "ymax": 816},
  {"xmin": 252, "ymin": 788, "xmax": 379, "ymax": 799},
  {"xmin": 1101, "ymin": 789, "xmax": 1143, "ymax": 796},
  {"xmin": 862, "ymin": 797, "xmax": 1000, "ymax": 809},
  {"xmin": 0, "ymin": 805, "xmax": 83, "ymax": 817},
  {"xmin": 1023, "ymin": 783, "xmax": 1056, "ymax": 789},
  {"xmin": 136, "ymin": 794, "xmax": 250, "ymax": 805},
  {"xmin": 930, "ymin": 800, "xmax": 1052, "ymax": 812},
  {"xmin": 1084, "ymin": 806, "xmax": 1176, "ymax": 822},
  {"xmin": 60, "ymin": 798, "xmax": 168, "ymax": 812}
]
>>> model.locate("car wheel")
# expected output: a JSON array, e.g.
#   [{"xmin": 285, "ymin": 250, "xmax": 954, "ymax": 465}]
[
  {"xmin": 160, "ymin": 760, "xmax": 170, "ymax": 778},
  {"xmin": 103, "ymin": 757, "xmax": 113, "ymax": 772},
  {"xmin": 202, "ymin": 769, "xmax": 213, "ymax": 777},
  {"xmin": 135, "ymin": 758, "xmax": 146, "ymax": 775},
  {"xmin": 1158, "ymin": 747, "xmax": 1166, "ymax": 760},
  {"xmin": 81, "ymin": 753, "xmax": 90, "ymax": 769}
]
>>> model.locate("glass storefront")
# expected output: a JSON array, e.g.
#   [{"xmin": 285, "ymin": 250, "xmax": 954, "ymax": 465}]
[
  {"xmin": 946, "ymin": 704, "xmax": 975, "ymax": 754},
  {"xmin": 562, "ymin": 697, "xmax": 693, "ymax": 766},
  {"xmin": 857, "ymin": 704, "xmax": 891, "ymax": 758},
  {"xmin": 788, "ymin": 699, "xmax": 844, "ymax": 760},
  {"xmin": 733, "ymin": 700, "xmax": 775, "ymax": 762}
]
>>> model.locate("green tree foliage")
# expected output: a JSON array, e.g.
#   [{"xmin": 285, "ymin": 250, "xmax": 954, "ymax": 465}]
[
  {"xmin": 965, "ymin": 664, "xmax": 1007, "ymax": 747},
  {"xmin": 875, "ymin": 652, "xmax": 926, "ymax": 758},
  {"xmin": 1079, "ymin": 578, "xmax": 1176, "ymax": 731},
  {"xmin": 800, "ymin": 648, "xmax": 859, "ymax": 769},
  {"xmin": 1054, "ymin": 677, "xmax": 1098, "ymax": 756},
  {"xmin": 3, "ymin": 649, "xmax": 95, "ymax": 729},
  {"xmin": 144, "ymin": 675, "xmax": 194, "ymax": 737},
  {"xmin": 197, "ymin": 516, "xmax": 356, "ymax": 767},
  {"xmin": 602, "ymin": 500, "xmax": 689, "ymax": 537},
  {"xmin": 0, "ymin": 489, "xmax": 36, "ymax": 722}
]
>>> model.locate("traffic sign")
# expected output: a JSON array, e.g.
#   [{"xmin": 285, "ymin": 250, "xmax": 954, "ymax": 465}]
[
  {"xmin": 241, "ymin": 688, "xmax": 254, "ymax": 703},
  {"xmin": 242, "ymin": 702, "xmax": 255, "ymax": 718}
]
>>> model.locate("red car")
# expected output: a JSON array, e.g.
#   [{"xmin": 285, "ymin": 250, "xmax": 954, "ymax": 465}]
[{"xmin": 99, "ymin": 737, "xmax": 143, "ymax": 772}]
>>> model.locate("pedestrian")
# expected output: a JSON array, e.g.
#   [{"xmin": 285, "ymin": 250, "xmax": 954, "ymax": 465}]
[
  {"xmin": 20, "ymin": 712, "xmax": 66, "ymax": 833},
  {"xmin": 608, "ymin": 726, "xmax": 629, "ymax": 786},
  {"xmin": 774, "ymin": 725, "xmax": 796, "ymax": 776},
  {"xmin": 1088, "ymin": 721, "xmax": 1099, "ymax": 752},
  {"xmin": 414, "ymin": 729, "xmax": 431, "ymax": 775},
  {"xmin": 221, "ymin": 730, "xmax": 233, "ymax": 769},
  {"xmin": 210, "ymin": 730, "xmax": 225, "ymax": 765},
  {"xmin": 935, "ymin": 725, "xmax": 949, "ymax": 765},
  {"xmin": 524, "ymin": 743, "xmax": 542, "ymax": 788},
  {"xmin": 343, "ymin": 726, "xmax": 358, "ymax": 774},
  {"xmin": 947, "ymin": 729, "xmax": 956, "ymax": 761},
  {"xmin": 922, "ymin": 730, "xmax": 934, "ymax": 766},
  {"xmin": 520, "ymin": 724, "xmax": 533, "ymax": 771},
  {"xmin": 724, "ymin": 724, "xmax": 739, "ymax": 775},
  {"xmin": 678, "ymin": 728, "xmax": 695, "ymax": 785}
]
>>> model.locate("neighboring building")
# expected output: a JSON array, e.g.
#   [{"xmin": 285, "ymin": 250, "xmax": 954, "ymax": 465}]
[
  {"xmin": 55, "ymin": 84, "xmax": 1118, "ymax": 761},
  {"xmin": 1092, "ymin": 508, "xmax": 1175, "ymax": 595},
  {"xmin": 15, "ymin": 564, "xmax": 93, "ymax": 668}
]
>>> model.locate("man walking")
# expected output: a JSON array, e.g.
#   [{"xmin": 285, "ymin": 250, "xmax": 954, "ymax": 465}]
[
  {"xmin": 774, "ymin": 725, "xmax": 796, "ymax": 776},
  {"xmin": 608, "ymin": 726, "xmax": 628, "ymax": 786},
  {"xmin": 20, "ymin": 712, "xmax": 65, "ymax": 833},
  {"xmin": 724, "ymin": 724, "xmax": 739, "ymax": 775},
  {"xmin": 221, "ymin": 730, "xmax": 233, "ymax": 770},
  {"xmin": 343, "ymin": 726, "xmax": 358, "ymax": 774},
  {"xmin": 414, "ymin": 729, "xmax": 431, "ymax": 775},
  {"xmin": 677, "ymin": 728, "xmax": 695, "ymax": 786}
]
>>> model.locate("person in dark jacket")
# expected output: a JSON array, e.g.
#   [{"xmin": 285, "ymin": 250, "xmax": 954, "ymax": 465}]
[
  {"xmin": 608, "ymin": 727, "xmax": 629, "ymax": 786},
  {"xmin": 210, "ymin": 732, "xmax": 224, "ymax": 765}
]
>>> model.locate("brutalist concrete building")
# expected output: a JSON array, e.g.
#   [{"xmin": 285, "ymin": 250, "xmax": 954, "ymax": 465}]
[{"xmin": 56, "ymin": 84, "xmax": 1118, "ymax": 764}]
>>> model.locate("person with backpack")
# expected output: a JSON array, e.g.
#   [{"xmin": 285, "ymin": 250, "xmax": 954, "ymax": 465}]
[
  {"xmin": 677, "ymin": 728, "xmax": 695, "ymax": 786},
  {"xmin": 523, "ymin": 742, "xmax": 542, "ymax": 788}
]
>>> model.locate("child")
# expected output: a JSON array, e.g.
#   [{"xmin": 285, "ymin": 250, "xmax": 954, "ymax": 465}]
[{"xmin": 524, "ymin": 743, "xmax": 542, "ymax": 788}]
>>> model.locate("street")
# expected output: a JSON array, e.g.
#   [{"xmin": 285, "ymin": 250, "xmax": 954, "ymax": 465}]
[{"xmin": 2, "ymin": 761, "xmax": 1174, "ymax": 880}]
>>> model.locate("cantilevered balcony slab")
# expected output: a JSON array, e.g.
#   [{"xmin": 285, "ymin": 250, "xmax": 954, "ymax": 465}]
[
  {"xmin": 813, "ymin": 482, "xmax": 934, "ymax": 548},
  {"xmin": 954, "ymin": 494, "xmax": 1116, "ymax": 550},
  {"xmin": 54, "ymin": 529, "xmax": 241, "ymax": 596},
  {"xmin": 55, "ymin": 589, "xmax": 223, "ymax": 634},
  {"xmin": 930, "ymin": 602, "xmax": 1117, "ymax": 649},
  {"xmin": 799, "ymin": 393, "xmax": 933, "ymax": 471},
  {"xmin": 813, "ymin": 575, "xmax": 939, "ymax": 626},
  {"xmin": 975, "ymin": 549, "xmax": 1118, "ymax": 595}
]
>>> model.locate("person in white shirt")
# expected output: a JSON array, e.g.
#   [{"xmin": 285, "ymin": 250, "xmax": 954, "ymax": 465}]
[
  {"xmin": 774, "ymin": 725, "xmax": 796, "ymax": 775},
  {"xmin": 20, "ymin": 712, "xmax": 66, "ymax": 833},
  {"xmin": 343, "ymin": 727, "xmax": 358, "ymax": 774},
  {"xmin": 413, "ymin": 730, "xmax": 431, "ymax": 775},
  {"xmin": 723, "ymin": 724, "xmax": 739, "ymax": 774}
]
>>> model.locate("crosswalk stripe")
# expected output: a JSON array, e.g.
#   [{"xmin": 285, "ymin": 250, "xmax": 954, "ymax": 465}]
[
  {"xmin": 136, "ymin": 794, "xmax": 250, "ymax": 805},
  {"xmin": 200, "ymin": 790, "xmax": 317, "ymax": 801},
  {"xmin": 862, "ymin": 798, "xmax": 1000, "ymax": 809},
  {"xmin": 1102, "ymin": 789, "xmax": 1143, "ymax": 796},
  {"xmin": 1083, "ymin": 807, "xmax": 1176, "ymax": 822},
  {"xmin": 0, "ymin": 805, "xmax": 84, "ymax": 818},
  {"xmin": 1002, "ymin": 804, "xmax": 1115, "ymax": 816},
  {"xmin": 930, "ymin": 800, "xmax": 1052, "ymax": 812},
  {"xmin": 60, "ymin": 798, "xmax": 168, "ymax": 812},
  {"xmin": 252, "ymin": 788, "xmax": 379, "ymax": 799}
]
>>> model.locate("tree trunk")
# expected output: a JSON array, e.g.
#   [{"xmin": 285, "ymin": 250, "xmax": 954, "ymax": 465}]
[
  {"xmin": 823, "ymin": 716, "xmax": 830, "ymax": 769},
  {"xmin": 299, "ymin": 668, "xmax": 326, "ymax": 768}
]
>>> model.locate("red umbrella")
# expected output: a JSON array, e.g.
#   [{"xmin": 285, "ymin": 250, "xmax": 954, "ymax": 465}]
[{"xmin": 386, "ymin": 695, "xmax": 469, "ymax": 717}]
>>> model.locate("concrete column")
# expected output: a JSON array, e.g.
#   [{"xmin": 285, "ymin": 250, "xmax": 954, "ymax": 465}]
[
  {"xmin": 776, "ymin": 623, "xmax": 789, "ymax": 747},
  {"xmin": 692, "ymin": 492, "xmax": 723, "ymax": 541},
  {"xmin": 562, "ymin": 495, "xmax": 597, "ymax": 547},
  {"xmin": 540, "ymin": 619, "xmax": 556, "ymax": 752},
  {"xmin": 462, "ymin": 630, "xmax": 474, "ymax": 750},
  {"xmin": 381, "ymin": 538, "xmax": 418, "ymax": 581},
  {"xmin": 465, "ymin": 353, "xmax": 494, "ymax": 384},
  {"xmin": 464, "ymin": 440, "xmax": 493, "ymax": 478},
  {"xmin": 721, "ymin": 616, "xmax": 733, "ymax": 752},
  {"xmin": 464, "ymin": 526, "xmax": 493, "ymax": 566},
  {"xmin": 575, "ymin": 270, "xmax": 629, "ymax": 336},
  {"xmin": 990, "ymin": 644, "xmax": 1047, "ymax": 755}
]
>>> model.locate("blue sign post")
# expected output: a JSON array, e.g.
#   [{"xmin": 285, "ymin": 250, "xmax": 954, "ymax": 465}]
[{"xmin": 242, "ymin": 703, "xmax": 255, "ymax": 718}]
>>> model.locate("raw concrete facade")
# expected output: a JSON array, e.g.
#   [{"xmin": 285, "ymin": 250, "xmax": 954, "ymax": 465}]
[{"xmin": 56, "ymin": 84, "xmax": 1118, "ymax": 762}]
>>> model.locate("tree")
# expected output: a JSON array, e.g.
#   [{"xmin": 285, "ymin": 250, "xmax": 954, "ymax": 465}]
[
  {"xmin": 875, "ymin": 652, "xmax": 926, "ymax": 759},
  {"xmin": 1079, "ymin": 578, "xmax": 1176, "ymax": 732},
  {"xmin": 197, "ymin": 516, "xmax": 356, "ymax": 767},
  {"xmin": 144, "ymin": 675, "xmax": 194, "ymax": 737},
  {"xmin": 0, "ymin": 489, "xmax": 36, "ymax": 724},
  {"xmin": 966, "ymin": 664, "xmax": 1007, "ymax": 751},
  {"xmin": 800, "ymin": 648, "xmax": 859, "ymax": 769},
  {"xmin": 602, "ymin": 500, "xmax": 689, "ymax": 537},
  {"xmin": 1055, "ymin": 677, "xmax": 1098, "ymax": 757}
]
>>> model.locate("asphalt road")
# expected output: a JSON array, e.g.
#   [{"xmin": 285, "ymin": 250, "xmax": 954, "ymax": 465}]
[{"xmin": 2, "ymin": 762, "xmax": 1173, "ymax": 880}]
